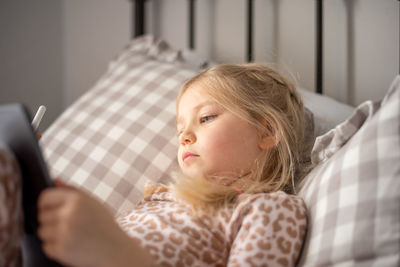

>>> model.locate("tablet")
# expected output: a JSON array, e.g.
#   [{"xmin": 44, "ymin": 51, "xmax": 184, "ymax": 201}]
[
  {"xmin": 0, "ymin": 103, "xmax": 61, "ymax": 266},
  {"xmin": 0, "ymin": 103, "xmax": 53, "ymax": 233}
]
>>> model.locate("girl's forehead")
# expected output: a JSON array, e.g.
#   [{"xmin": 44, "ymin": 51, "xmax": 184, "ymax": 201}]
[
  {"xmin": 178, "ymin": 91, "xmax": 218, "ymax": 112},
  {"xmin": 177, "ymin": 84, "xmax": 211, "ymax": 106},
  {"xmin": 176, "ymin": 86, "xmax": 223, "ymax": 123},
  {"xmin": 183, "ymin": 83, "xmax": 207, "ymax": 96}
]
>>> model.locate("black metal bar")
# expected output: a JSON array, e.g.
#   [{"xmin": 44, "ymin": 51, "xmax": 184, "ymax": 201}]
[
  {"xmin": 315, "ymin": 0, "xmax": 323, "ymax": 94},
  {"xmin": 247, "ymin": 0, "xmax": 253, "ymax": 62},
  {"xmin": 189, "ymin": 0, "xmax": 196, "ymax": 49},
  {"xmin": 134, "ymin": 0, "xmax": 146, "ymax": 38}
]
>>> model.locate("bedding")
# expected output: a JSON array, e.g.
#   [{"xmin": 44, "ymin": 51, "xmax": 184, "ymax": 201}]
[
  {"xmin": 298, "ymin": 88, "xmax": 355, "ymax": 136},
  {"xmin": 42, "ymin": 36, "xmax": 197, "ymax": 215},
  {"xmin": 41, "ymin": 35, "xmax": 321, "ymax": 216},
  {"xmin": 0, "ymin": 34, "xmax": 398, "ymax": 266},
  {"xmin": 297, "ymin": 75, "xmax": 400, "ymax": 266},
  {"xmin": 39, "ymin": 34, "xmax": 398, "ymax": 265}
]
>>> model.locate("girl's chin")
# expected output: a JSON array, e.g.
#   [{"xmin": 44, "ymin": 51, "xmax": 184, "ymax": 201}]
[
  {"xmin": 180, "ymin": 169, "xmax": 202, "ymax": 179},
  {"xmin": 204, "ymin": 175, "xmax": 239, "ymax": 186},
  {"xmin": 179, "ymin": 172, "xmax": 241, "ymax": 188}
]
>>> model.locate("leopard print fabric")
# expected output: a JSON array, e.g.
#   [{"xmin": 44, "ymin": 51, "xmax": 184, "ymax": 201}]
[
  {"xmin": 118, "ymin": 189, "xmax": 307, "ymax": 266},
  {"xmin": 0, "ymin": 144, "xmax": 23, "ymax": 267}
]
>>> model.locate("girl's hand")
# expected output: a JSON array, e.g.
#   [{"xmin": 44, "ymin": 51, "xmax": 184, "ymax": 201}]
[{"xmin": 37, "ymin": 180, "xmax": 153, "ymax": 267}]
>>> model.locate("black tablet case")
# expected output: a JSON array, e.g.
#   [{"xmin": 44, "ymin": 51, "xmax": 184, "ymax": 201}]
[{"xmin": 0, "ymin": 103, "xmax": 62, "ymax": 267}]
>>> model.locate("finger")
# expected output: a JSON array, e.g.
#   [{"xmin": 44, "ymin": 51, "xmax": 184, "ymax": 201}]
[
  {"xmin": 42, "ymin": 242, "xmax": 74, "ymax": 267},
  {"xmin": 38, "ymin": 207, "xmax": 60, "ymax": 225},
  {"xmin": 54, "ymin": 179, "xmax": 75, "ymax": 190},
  {"xmin": 38, "ymin": 188, "xmax": 71, "ymax": 210},
  {"xmin": 41, "ymin": 240, "xmax": 64, "ymax": 263},
  {"xmin": 38, "ymin": 223, "xmax": 59, "ymax": 243},
  {"xmin": 54, "ymin": 179, "xmax": 65, "ymax": 187},
  {"xmin": 40, "ymin": 227, "xmax": 72, "ymax": 266}
]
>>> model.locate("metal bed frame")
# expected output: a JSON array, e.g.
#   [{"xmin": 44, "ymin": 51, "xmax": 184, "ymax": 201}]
[{"xmin": 131, "ymin": 0, "xmax": 400, "ymax": 95}]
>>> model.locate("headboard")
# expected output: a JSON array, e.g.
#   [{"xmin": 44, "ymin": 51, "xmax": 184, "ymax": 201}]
[{"xmin": 131, "ymin": 0, "xmax": 400, "ymax": 96}]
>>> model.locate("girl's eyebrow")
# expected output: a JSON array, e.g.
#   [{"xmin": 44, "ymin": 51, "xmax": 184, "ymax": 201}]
[
  {"xmin": 193, "ymin": 100, "xmax": 219, "ymax": 111},
  {"xmin": 176, "ymin": 100, "xmax": 218, "ymax": 126}
]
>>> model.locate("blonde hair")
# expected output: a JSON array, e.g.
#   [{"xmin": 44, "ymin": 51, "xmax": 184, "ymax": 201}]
[{"xmin": 165, "ymin": 64, "xmax": 306, "ymax": 211}]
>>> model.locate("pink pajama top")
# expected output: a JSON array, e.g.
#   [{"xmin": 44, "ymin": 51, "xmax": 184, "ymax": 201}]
[{"xmin": 117, "ymin": 189, "xmax": 307, "ymax": 267}]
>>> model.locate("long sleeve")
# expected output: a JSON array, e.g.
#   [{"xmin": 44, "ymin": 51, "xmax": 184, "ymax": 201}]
[
  {"xmin": 0, "ymin": 144, "xmax": 23, "ymax": 267},
  {"xmin": 227, "ymin": 192, "xmax": 307, "ymax": 266}
]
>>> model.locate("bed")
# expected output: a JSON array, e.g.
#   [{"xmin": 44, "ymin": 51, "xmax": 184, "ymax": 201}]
[{"xmin": 0, "ymin": 1, "xmax": 399, "ymax": 266}]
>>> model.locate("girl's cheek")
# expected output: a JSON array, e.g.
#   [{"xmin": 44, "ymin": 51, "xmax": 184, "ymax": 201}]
[{"xmin": 202, "ymin": 132, "xmax": 230, "ymax": 153}]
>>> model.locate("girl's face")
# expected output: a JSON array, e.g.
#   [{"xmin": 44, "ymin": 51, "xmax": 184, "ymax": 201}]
[{"xmin": 176, "ymin": 84, "xmax": 264, "ymax": 183}]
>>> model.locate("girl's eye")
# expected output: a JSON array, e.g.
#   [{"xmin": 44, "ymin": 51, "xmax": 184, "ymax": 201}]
[{"xmin": 200, "ymin": 115, "xmax": 217, "ymax": 123}]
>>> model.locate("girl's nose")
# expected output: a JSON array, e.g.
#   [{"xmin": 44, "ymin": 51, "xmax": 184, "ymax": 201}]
[{"xmin": 180, "ymin": 131, "xmax": 196, "ymax": 145}]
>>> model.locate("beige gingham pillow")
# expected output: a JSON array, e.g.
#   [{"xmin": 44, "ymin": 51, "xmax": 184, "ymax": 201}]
[
  {"xmin": 41, "ymin": 36, "xmax": 197, "ymax": 215},
  {"xmin": 297, "ymin": 76, "xmax": 400, "ymax": 266}
]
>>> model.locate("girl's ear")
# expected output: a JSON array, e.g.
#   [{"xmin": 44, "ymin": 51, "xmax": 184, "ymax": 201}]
[
  {"xmin": 258, "ymin": 119, "xmax": 280, "ymax": 150},
  {"xmin": 258, "ymin": 135, "xmax": 278, "ymax": 150}
]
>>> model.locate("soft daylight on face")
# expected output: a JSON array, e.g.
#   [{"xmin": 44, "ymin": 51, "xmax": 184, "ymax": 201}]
[{"xmin": 176, "ymin": 84, "xmax": 264, "ymax": 183}]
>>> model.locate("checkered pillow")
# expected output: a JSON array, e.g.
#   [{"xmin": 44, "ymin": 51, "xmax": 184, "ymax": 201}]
[
  {"xmin": 41, "ymin": 36, "xmax": 197, "ymax": 215},
  {"xmin": 297, "ymin": 76, "xmax": 400, "ymax": 266}
]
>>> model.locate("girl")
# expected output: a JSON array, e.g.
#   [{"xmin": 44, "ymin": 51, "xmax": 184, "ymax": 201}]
[{"xmin": 37, "ymin": 63, "xmax": 308, "ymax": 267}]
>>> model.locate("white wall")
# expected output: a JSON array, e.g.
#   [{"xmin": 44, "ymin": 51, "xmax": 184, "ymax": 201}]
[
  {"xmin": 323, "ymin": 0, "xmax": 399, "ymax": 105},
  {"xmin": 148, "ymin": 0, "xmax": 399, "ymax": 106},
  {"xmin": 0, "ymin": 0, "xmax": 64, "ymax": 131},
  {"xmin": 63, "ymin": 0, "xmax": 131, "ymax": 107},
  {"xmin": 0, "ymin": 0, "xmax": 131, "ymax": 130}
]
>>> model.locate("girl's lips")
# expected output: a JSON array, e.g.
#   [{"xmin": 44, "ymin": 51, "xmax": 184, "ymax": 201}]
[{"xmin": 182, "ymin": 152, "xmax": 199, "ymax": 162}]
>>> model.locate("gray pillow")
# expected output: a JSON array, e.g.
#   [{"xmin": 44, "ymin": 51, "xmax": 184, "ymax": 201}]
[{"xmin": 297, "ymin": 75, "xmax": 400, "ymax": 266}]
